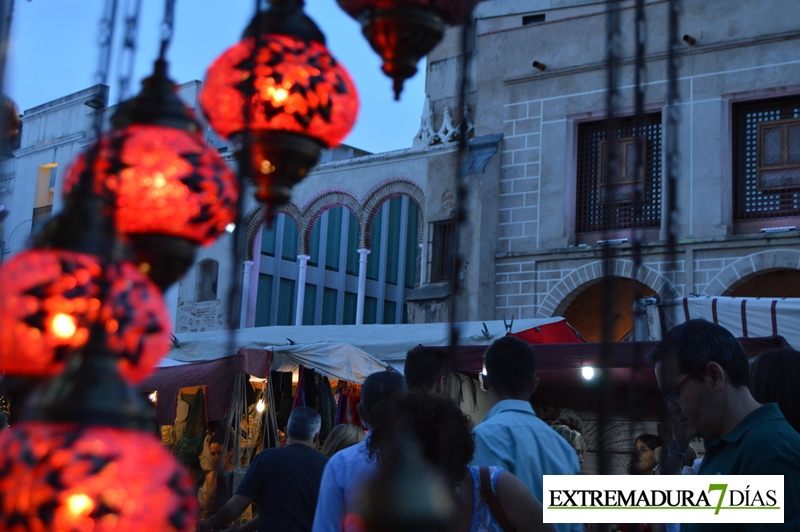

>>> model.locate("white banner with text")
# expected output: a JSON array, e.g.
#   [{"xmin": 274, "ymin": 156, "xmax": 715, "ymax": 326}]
[{"xmin": 543, "ymin": 475, "xmax": 784, "ymax": 524}]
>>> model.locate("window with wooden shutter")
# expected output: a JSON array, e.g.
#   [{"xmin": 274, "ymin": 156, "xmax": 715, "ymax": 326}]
[
  {"xmin": 757, "ymin": 119, "xmax": 800, "ymax": 190},
  {"xmin": 599, "ymin": 137, "xmax": 646, "ymax": 203},
  {"xmin": 575, "ymin": 113, "xmax": 662, "ymax": 237},
  {"xmin": 732, "ymin": 95, "xmax": 800, "ymax": 232}
]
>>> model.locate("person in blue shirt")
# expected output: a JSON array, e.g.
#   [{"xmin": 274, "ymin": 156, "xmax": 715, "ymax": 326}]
[
  {"xmin": 471, "ymin": 336, "xmax": 583, "ymax": 532},
  {"xmin": 311, "ymin": 370, "xmax": 407, "ymax": 532}
]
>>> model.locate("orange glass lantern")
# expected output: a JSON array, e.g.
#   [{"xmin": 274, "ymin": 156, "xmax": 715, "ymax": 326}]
[
  {"xmin": 201, "ymin": 0, "xmax": 358, "ymax": 214},
  {"xmin": 336, "ymin": 0, "xmax": 477, "ymax": 99},
  {"xmin": 0, "ymin": 422, "xmax": 198, "ymax": 531},
  {"xmin": 61, "ymin": 60, "xmax": 239, "ymax": 291},
  {"xmin": 0, "ymin": 248, "xmax": 171, "ymax": 384}
]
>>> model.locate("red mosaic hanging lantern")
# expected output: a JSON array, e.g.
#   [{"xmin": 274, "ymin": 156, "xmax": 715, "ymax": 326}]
[
  {"xmin": 336, "ymin": 0, "xmax": 477, "ymax": 99},
  {"xmin": 64, "ymin": 124, "xmax": 237, "ymax": 246},
  {"xmin": 201, "ymin": 0, "xmax": 358, "ymax": 214},
  {"xmin": 61, "ymin": 60, "xmax": 240, "ymax": 291},
  {"xmin": 0, "ymin": 422, "xmax": 198, "ymax": 531},
  {"xmin": 0, "ymin": 248, "xmax": 171, "ymax": 384}
]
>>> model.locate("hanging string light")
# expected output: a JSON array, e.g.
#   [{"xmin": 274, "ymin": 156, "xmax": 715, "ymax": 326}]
[
  {"xmin": 200, "ymin": 0, "xmax": 358, "ymax": 217},
  {"xmin": 336, "ymin": 0, "xmax": 478, "ymax": 99}
]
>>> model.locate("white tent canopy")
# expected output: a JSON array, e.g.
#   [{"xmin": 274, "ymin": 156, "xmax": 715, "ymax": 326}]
[
  {"xmin": 640, "ymin": 295, "xmax": 800, "ymax": 349},
  {"xmin": 165, "ymin": 318, "xmax": 565, "ymax": 369},
  {"xmin": 267, "ymin": 343, "xmax": 387, "ymax": 384}
]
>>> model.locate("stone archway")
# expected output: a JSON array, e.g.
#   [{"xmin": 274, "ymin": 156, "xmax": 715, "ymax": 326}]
[
  {"xmin": 704, "ymin": 249, "xmax": 800, "ymax": 296},
  {"xmin": 562, "ymin": 277, "xmax": 657, "ymax": 342},
  {"xmin": 538, "ymin": 259, "xmax": 679, "ymax": 319},
  {"xmin": 242, "ymin": 202, "xmax": 303, "ymax": 261},
  {"xmin": 360, "ymin": 178, "xmax": 425, "ymax": 249},
  {"xmin": 300, "ymin": 189, "xmax": 362, "ymax": 256}
]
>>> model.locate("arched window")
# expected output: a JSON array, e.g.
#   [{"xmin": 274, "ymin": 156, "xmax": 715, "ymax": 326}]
[
  {"xmin": 255, "ymin": 214, "xmax": 299, "ymax": 326},
  {"xmin": 196, "ymin": 259, "xmax": 219, "ymax": 302},
  {"xmin": 253, "ymin": 198, "xmax": 420, "ymax": 326}
]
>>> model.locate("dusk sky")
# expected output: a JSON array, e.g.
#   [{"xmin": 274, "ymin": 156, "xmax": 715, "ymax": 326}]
[{"xmin": 6, "ymin": 0, "xmax": 428, "ymax": 155}]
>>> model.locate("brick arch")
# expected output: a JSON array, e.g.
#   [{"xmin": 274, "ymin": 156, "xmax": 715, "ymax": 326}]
[
  {"xmin": 704, "ymin": 249, "xmax": 800, "ymax": 296},
  {"xmin": 242, "ymin": 202, "xmax": 303, "ymax": 261},
  {"xmin": 537, "ymin": 259, "xmax": 680, "ymax": 319},
  {"xmin": 300, "ymin": 188, "xmax": 362, "ymax": 256},
  {"xmin": 360, "ymin": 178, "xmax": 425, "ymax": 249}
]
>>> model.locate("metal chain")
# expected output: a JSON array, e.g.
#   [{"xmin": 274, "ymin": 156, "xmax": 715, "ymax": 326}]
[
  {"xmin": 77, "ymin": 0, "xmax": 118, "ymax": 197},
  {"xmin": 597, "ymin": 0, "xmax": 624, "ymax": 477},
  {"xmin": 117, "ymin": 0, "xmax": 143, "ymax": 102},
  {"xmin": 627, "ymin": 0, "xmax": 648, "ymax": 470},
  {"xmin": 447, "ymin": 14, "xmax": 472, "ymax": 361},
  {"xmin": 158, "ymin": 0, "xmax": 176, "ymax": 60},
  {"xmin": 0, "ymin": 0, "xmax": 16, "ymax": 174},
  {"xmin": 665, "ymin": 0, "xmax": 681, "ymax": 257},
  {"xmin": 224, "ymin": 0, "xmax": 262, "ymax": 447}
]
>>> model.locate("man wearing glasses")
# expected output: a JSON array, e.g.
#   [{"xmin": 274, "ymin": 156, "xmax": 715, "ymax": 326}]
[{"xmin": 648, "ymin": 319, "xmax": 800, "ymax": 531}]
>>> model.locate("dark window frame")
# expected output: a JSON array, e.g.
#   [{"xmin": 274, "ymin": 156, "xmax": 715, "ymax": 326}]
[
  {"xmin": 429, "ymin": 218, "xmax": 455, "ymax": 284},
  {"xmin": 732, "ymin": 95, "xmax": 800, "ymax": 233},
  {"xmin": 575, "ymin": 113, "xmax": 662, "ymax": 239}
]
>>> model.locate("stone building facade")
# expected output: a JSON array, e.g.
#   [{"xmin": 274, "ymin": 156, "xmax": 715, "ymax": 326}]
[
  {"xmin": 5, "ymin": 0, "xmax": 800, "ymax": 343},
  {"xmin": 216, "ymin": 0, "xmax": 800, "ymax": 342}
]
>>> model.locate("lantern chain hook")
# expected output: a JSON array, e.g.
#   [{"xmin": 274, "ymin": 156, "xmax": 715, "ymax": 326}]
[
  {"xmin": 158, "ymin": 0, "xmax": 176, "ymax": 61},
  {"xmin": 117, "ymin": 0, "xmax": 144, "ymax": 103}
]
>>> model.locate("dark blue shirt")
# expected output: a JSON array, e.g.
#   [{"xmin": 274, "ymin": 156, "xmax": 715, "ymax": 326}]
[
  {"xmin": 682, "ymin": 403, "xmax": 800, "ymax": 532},
  {"xmin": 236, "ymin": 443, "xmax": 328, "ymax": 532}
]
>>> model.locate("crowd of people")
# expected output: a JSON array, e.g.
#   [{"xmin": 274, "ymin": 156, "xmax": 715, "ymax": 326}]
[{"xmin": 196, "ymin": 319, "xmax": 800, "ymax": 532}]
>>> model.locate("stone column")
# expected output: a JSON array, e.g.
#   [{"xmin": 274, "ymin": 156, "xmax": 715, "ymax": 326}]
[
  {"xmin": 295, "ymin": 255, "xmax": 311, "ymax": 325},
  {"xmin": 355, "ymin": 248, "xmax": 371, "ymax": 324},
  {"xmin": 239, "ymin": 260, "xmax": 253, "ymax": 328}
]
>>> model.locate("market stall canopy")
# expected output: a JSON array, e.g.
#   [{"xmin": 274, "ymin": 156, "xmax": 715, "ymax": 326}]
[
  {"xmin": 164, "ymin": 317, "xmax": 568, "ymax": 366},
  {"xmin": 641, "ymin": 296, "xmax": 800, "ymax": 348},
  {"xmin": 142, "ymin": 348, "xmax": 269, "ymax": 425},
  {"xmin": 143, "ymin": 341, "xmax": 388, "ymax": 425},
  {"xmin": 268, "ymin": 343, "xmax": 387, "ymax": 384}
]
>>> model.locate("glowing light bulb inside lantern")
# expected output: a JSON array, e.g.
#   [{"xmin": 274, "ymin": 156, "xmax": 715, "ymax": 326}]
[
  {"xmin": 581, "ymin": 366, "xmax": 595, "ymax": 381},
  {"xmin": 256, "ymin": 399, "xmax": 265, "ymax": 413},
  {"xmin": 66, "ymin": 493, "xmax": 94, "ymax": 518},
  {"xmin": 225, "ymin": 223, "xmax": 236, "ymax": 233},
  {"xmin": 273, "ymin": 87, "xmax": 288, "ymax": 103},
  {"xmin": 52, "ymin": 313, "xmax": 77, "ymax": 340},
  {"xmin": 149, "ymin": 391, "xmax": 158, "ymax": 403}
]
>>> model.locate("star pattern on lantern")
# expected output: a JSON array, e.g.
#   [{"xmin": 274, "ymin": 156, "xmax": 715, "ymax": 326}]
[
  {"xmin": 0, "ymin": 422, "xmax": 198, "ymax": 532},
  {"xmin": 63, "ymin": 125, "xmax": 238, "ymax": 247},
  {"xmin": 201, "ymin": 34, "xmax": 358, "ymax": 147},
  {"xmin": 0, "ymin": 249, "xmax": 171, "ymax": 384}
]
